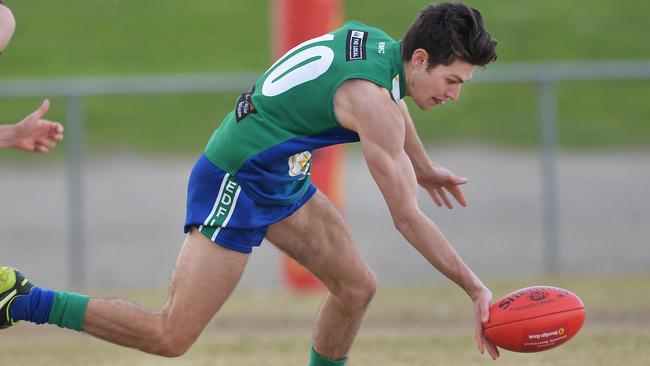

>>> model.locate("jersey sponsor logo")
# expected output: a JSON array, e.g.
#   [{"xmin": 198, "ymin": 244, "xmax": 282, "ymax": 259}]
[
  {"xmin": 235, "ymin": 85, "xmax": 257, "ymax": 122},
  {"xmin": 346, "ymin": 30, "xmax": 367, "ymax": 61},
  {"xmin": 288, "ymin": 151, "xmax": 312, "ymax": 178}
]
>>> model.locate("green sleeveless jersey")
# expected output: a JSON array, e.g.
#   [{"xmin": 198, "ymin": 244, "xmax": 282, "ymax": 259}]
[{"xmin": 204, "ymin": 20, "xmax": 406, "ymax": 205}]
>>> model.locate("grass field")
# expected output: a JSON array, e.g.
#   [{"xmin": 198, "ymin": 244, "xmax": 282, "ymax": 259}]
[
  {"xmin": 1, "ymin": 275, "xmax": 648, "ymax": 365},
  {"xmin": 1, "ymin": 0, "xmax": 649, "ymax": 153}
]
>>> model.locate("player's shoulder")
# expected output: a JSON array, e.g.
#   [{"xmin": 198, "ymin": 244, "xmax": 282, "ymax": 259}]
[
  {"xmin": 337, "ymin": 20, "xmax": 396, "ymax": 41},
  {"xmin": 339, "ymin": 77, "xmax": 390, "ymax": 97},
  {"xmin": 341, "ymin": 20, "xmax": 371, "ymax": 30},
  {"xmin": 334, "ymin": 79, "xmax": 400, "ymax": 130}
]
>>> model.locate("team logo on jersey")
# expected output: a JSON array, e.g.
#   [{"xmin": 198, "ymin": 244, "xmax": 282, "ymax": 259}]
[
  {"xmin": 346, "ymin": 30, "xmax": 367, "ymax": 61},
  {"xmin": 288, "ymin": 151, "xmax": 312, "ymax": 178},
  {"xmin": 235, "ymin": 85, "xmax": 257, "ymax": 122}
]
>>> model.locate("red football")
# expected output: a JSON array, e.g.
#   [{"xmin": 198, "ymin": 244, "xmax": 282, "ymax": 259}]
[{"xmin": 483, "ymin": 286, "xmax": 586, "ymax": 352}]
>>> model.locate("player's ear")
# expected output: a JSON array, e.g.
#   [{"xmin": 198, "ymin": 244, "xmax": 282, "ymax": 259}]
[{"xmin": 411, "ymin": 48, "xmax": 429, "ymax": 71}]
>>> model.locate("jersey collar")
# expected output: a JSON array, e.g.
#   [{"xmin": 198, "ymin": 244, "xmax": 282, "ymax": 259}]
[{"xmin": 388, "ymin": 40, "xmax": 406, "ymax": 101}]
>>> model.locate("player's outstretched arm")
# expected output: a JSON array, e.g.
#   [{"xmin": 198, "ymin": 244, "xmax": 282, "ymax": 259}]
[
  {"xmin": 335, "ymin": 79, "xmax": 499, "ymax": 360},
  {"xmin": 397, "ymin": 100, "xmax": 468, "ymax": 209},
  {"xmin": 0, "ymin": 99, "xmax": 64, "ymax": 153}
]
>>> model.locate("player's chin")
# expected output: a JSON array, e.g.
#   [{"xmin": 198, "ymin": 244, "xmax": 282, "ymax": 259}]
[{"xmin": 415, "ymin": 100, "xmax": 434, "ymax": 111}]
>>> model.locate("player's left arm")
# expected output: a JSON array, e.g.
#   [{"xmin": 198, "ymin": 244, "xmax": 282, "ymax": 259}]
[{"xmin": 397, "ymin": 100, "xmax": 468, "ymax": 209}]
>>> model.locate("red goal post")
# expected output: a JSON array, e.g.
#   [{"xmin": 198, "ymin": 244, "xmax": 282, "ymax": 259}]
[{"xmin": 272, "ymin": 0, "xmax": 344, "ymax": 292}]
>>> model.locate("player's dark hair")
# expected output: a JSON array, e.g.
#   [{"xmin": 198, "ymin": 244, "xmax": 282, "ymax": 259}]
[{"xmin": 402, "ymin": 2, "xmax": 497, "ymax": 68}]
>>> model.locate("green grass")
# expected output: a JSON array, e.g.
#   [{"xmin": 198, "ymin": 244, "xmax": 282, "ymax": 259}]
[
  {"xmin": 1, "ymin": 275, "xmax": 648, "ymax": 365},
  {"xmin": 2, "ymin": 328, "xmax": 648, "ymax": 366},
  {"xmin": 1, "ymin": 0, "xmax": 649, "ymax": 154}
]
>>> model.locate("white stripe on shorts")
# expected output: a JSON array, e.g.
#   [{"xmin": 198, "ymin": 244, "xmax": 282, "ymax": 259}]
[
  {"xmin": 211, "ymin": 185, "xmax": 242, "ymax": 241},
  {"xmin": 203, "ymin": 173, "xmax": 230, "ymax": 226}
]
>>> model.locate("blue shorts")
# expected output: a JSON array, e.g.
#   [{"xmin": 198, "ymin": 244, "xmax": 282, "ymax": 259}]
[{"xmin": 184, "ymin": 154, "xmax": 317, "ymax": 254}]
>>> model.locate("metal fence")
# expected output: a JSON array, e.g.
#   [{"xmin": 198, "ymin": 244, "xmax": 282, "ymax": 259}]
[{"xmin": 2, "ymin": 61, "xmax": 650, "ymax": 288}]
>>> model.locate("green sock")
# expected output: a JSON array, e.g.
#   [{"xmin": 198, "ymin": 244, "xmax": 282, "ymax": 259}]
[
  {"xmin": 47, "ymin": 291, "xmax": 89, "ymax": 331},
  {"xmin": 308, "ymin": 346, "xmax": 347, "ymax": 366}
]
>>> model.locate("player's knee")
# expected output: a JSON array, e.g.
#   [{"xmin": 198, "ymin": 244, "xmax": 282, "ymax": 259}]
[
  {"xmin": 336, "ymin": 270, "xmax": 377, "ymax": 310},
  {"xmin": 361, "ymin": 270, "xmax": 378, "ymax": 305},
  {"xmin": 352, "ymin": 275, "xmax": 377, "ymax": 310}
]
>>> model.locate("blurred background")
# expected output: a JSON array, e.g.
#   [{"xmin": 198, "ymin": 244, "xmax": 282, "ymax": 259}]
[{"xmin": 0, "ymin": 1, "xmax": 649, "ymax": 364}]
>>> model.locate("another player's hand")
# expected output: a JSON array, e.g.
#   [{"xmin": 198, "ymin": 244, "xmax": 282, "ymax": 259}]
[
  {"xmin": 415, "ymin": 162, "xmax": 468, "ymax": 208},
  {"xmin": 471, "ymin": 287, "xmax": 500, "ymax": 360},
  {"xmin": 12, "ymin": 99, "xmax": 64, "ymax": 153}
]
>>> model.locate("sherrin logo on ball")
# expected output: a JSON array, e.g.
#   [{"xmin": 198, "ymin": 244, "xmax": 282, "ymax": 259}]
[{"xmin": 484, "ymin": 286, "xmax": 586, "ymax": 353}]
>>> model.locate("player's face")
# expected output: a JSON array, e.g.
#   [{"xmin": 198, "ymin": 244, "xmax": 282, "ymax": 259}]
[
  {"xmin": 407, "ymin": 55, "xmax": 475, "ymax": 111},
  {"xmin": 0, "ymin": 4, "xmax": 16, "ymax": 53}
]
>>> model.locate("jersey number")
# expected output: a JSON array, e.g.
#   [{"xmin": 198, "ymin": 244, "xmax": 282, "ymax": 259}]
[{"xmin": 262, "ymin": 34, "xmax": 335, "ymax": 97}]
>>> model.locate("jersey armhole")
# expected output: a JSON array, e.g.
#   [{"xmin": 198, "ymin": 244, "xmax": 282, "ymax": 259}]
[{"xmin": 329, "ymin": 74, "xmax": 394, "ymax": 128}]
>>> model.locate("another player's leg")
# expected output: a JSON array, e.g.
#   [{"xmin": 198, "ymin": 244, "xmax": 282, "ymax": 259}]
[
  {"xmin": 1, "ymin": 266, "xmax": 88, "ymax": 331},
  {"xmin": 266, "ymin": 191, "xmax": 377, "ymax": 365},
  {"xmin": 0, "ymin": 266, "xmax": 37, "ymax": 328},
  {"xmin": 3, "ymin": 228, "xmax": 249, "ymax": 357}
]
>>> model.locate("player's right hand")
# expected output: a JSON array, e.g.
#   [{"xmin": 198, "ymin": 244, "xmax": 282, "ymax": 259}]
[
  {"xmin": 12, "ymin": 99, "xmax": 64, "ymax": 153},
  {"xmin": 471, "ymin": 286, "xmax": 500, "ymax": 360}
]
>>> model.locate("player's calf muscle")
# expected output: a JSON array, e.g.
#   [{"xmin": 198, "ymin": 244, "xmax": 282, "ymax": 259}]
[{"xmin": 84, "ymin": 297, "xmax": 194, "ymax": 357}]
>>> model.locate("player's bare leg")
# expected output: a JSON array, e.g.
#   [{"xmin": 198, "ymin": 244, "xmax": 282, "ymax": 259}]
[
  {"xmin": 266, "ymin": 191, "xmax": 377, "ymax": 361},
  {"xmin": 82, "ymin": 228, "xmax": 248, "ymax": 357}
]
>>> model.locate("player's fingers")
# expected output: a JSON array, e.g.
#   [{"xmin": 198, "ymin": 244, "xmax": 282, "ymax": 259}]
[
  {"xmin": 480, "ymin": 297, "xmax": 490, "ymax": 323},
  {"xmin": 45, "ymin": 120, "xmax": 64, "ymax": 133},
  {"xmin": 483, "ymin": 334, "xmax": 500, "ymax": 360},
  {"xmin": 34, "ymin": 99, "xmax": 50, "ymax": 118},
  {"xmin": 477, "ymin": 292, "xmax": 499, "ymax": 359},
  {"xmin": 47, "ymin": 123, "xmax": 65, "ymax": 141},
  {"xmin": 475, "ymin": 316, "xmax": 485, "ymax": 354},
  {"xmin": 428, "ymin": 189, "xmax": 443, "ymax": 207},
  {"xmin": 34, "ymin": 144, "xmax": 49, "ymax": 153},
  {"xmin": 474, "ymin": 300, "xmax": 485, "ymax": 354},
  {"xmin": 437, "ymin": 187, "xmax": 453, "ymax": 209},
  {"xmin": 447, "ymin": 185, "xmax": 467, "ymax": 207},
  {"xmin": 36, "ymin": 138, "xmax": 55, "ymax": 151},
  {"xmin": 41, "ymin": 119, "xmax": 61, "ymax": 130},
  {"xmin": 451, "ymin": 175, "xmax": 468, "ymax": 185}
]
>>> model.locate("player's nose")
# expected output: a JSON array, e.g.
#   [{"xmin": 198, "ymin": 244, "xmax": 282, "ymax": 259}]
[{"xmin": 446, "ymin": 87, "xmax": 460, "ymax": 102}]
